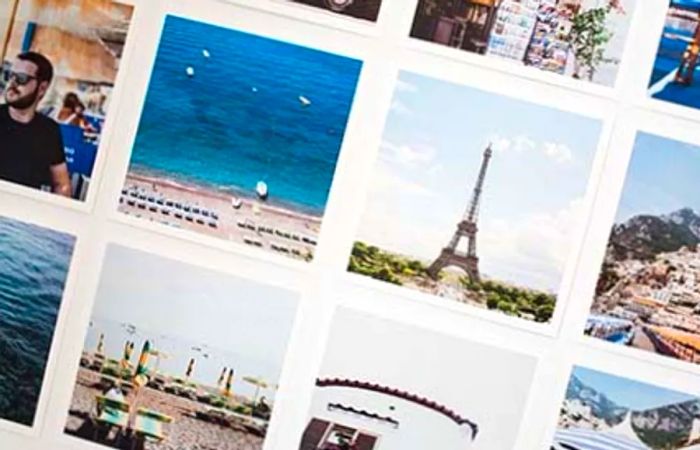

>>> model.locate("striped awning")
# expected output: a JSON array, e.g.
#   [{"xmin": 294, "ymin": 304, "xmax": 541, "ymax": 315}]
[{"xmin": 552, "ymin": 428, "xmax": 649, "ymax": 450}]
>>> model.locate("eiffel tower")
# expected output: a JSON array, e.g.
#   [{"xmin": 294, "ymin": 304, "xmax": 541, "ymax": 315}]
[{"xmin": 427, "ymin": 145, "xmax": 493, "ymax": 281}]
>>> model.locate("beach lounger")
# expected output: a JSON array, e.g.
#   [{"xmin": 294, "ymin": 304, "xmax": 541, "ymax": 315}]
[
  {"xmin": 94, "ymin": 395, "xmax": 130, "ymax": 441},
  {"xmin": 243, "ymin": 236, "xmax": 263, "ymax": 247},
  {"xmin": 196, "ymin": 218, "xmax": 205, "ymax": 225},
  {"xmin": 208, "ymin": 221, "xmax": 218, "ymax": 228},
  {"xmin": 302, "ymin": 236, "xmax": 318, "ymax": 246},
  {"xmin": 133, "ymin": 408, "xmax": 173, "ymax": 443},
  {"xmin": 237, "ymin": 220, "xmax": 246, "ymax": 228},
  {"xmin": 148, "ymin": 205, "xmax": 158, "ymax": 213}
]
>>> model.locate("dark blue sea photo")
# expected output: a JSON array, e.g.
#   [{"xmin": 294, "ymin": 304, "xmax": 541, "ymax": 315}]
[
  {"xmin": 0, "ymin": 216, "xmax": 75, "ymax": 426},
  {"xmin": 119, "ymin": 15, "xmax": 362, "ymax": 260}
]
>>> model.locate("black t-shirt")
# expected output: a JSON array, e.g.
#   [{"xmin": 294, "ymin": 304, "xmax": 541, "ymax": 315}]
[{"xmin": 0, "ymin": 104, "xmax": 66, "ymax": 189}]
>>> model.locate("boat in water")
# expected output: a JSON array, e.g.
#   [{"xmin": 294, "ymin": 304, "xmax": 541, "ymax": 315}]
[
  {"xmin": 186, "ymin": 66, "xmax": 195, "ymax": 77},
  {"xmin": 256, "ymin": 181, "xmax": 268, "ymax": 200},
  {"xmin": 298, "ymin": 95, "xmax": 312, "ymax": 107}
]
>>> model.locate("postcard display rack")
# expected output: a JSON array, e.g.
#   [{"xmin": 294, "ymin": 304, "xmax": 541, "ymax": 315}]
[{"xmin": 5, "ymin": 1, "xmax": 700, "ymax": 450}]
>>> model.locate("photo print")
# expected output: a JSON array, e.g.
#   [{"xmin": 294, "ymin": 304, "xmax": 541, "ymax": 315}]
[
  {"xmin": 551, "ymin": 366, "xmax": 700, "ymax": 450},
  {"xmin": 298, "ymin": 308, "xmax": 536, "ymax": 450},
  {"xmin": 119, "ymin": 15, "xmax": 362, "ymax": 262},
  {"xmin": 410, "ymin": 0, "xmax": 635, "ymax": 87},
  {"xmin": 65, "ymin": 245, "xmax": 299, "ymax": 450},
  {"xmin": 0, "ymin": 0, "xmax": 134, "ymax": 200},
  {"xmin": 350, "ymin": 71, "xmax": 602, "ymax": 324},
  {"xmin": 0, "ymin": 215, "xmax": 75, "ymax": 427},
  {"xmin": 284, "ymin": 0, "xmax": 382, "ymax": 22},
  {"xmin": 586, "ymin": 133, "xmax": 700, "ymax": 367},
  {"xmin": 648, "ymin": 0, "xmax": 700, "ymax": 110}
]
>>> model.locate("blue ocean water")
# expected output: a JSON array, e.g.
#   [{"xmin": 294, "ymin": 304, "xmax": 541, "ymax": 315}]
[
  {"xmin": 129, "ymin": 16, "xmax": 363, "ymax": 216},
  {"xmin": 0, "ymin": 217, "xmax": 75, "ymax": 426}
]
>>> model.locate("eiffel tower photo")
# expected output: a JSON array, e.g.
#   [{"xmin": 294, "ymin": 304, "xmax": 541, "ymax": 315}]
[{"xmin": 427, "ymin": 145, "xmax": 493, "ymax": 281}]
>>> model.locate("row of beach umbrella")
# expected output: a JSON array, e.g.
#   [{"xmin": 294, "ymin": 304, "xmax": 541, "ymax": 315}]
[{"xmin": 94, "ymin": 334, "xmax": 270, "ymax": 400}]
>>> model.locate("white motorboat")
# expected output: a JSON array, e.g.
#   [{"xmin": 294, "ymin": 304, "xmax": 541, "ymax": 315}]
[{"xmin": 256, "ymin": 181, "xmax": 268, "ymax": 200}]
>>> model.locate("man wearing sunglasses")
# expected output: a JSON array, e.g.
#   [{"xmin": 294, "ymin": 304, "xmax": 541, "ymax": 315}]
[{"xmin": 0, "ymin": 52, "xmax": 71, "ymax": 197}]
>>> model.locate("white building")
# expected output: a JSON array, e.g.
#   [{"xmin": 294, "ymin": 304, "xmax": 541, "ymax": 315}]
[{"xmin": 299, "ymin": 379, "xmax": 478, "ymax": 450}]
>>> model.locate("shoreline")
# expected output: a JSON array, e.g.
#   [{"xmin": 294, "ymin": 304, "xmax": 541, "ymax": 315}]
[
  {"xmin": 127, "ymin": 168, "xmax": 324, "ymax": 221},
  {"xmin": 119, "ymin": 173, "xmax": 322, "ymax": 260}
]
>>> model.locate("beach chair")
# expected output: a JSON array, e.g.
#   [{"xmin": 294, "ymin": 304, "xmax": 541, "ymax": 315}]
[
  {"xmin": 132, "ymin": 407, "xmax": 173, "ymax": 447},
  {"xmin": 94, "ymin": 395, "xmax": 130, "ymax": 443}
]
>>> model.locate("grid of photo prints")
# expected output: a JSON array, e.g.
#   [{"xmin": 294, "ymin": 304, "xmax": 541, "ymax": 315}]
[{"xmin": 5, "ymin": 1, "xmax": 700, "ymax": 450}]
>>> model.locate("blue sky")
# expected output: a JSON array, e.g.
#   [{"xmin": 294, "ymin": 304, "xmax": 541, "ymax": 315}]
[
  {"xmin": 356, "ymin": 72, "xmax": 602, "ymax": 292},
  {"xmin": 616, "ymin": 132, "xmax": 700, "ymax": 223},
  {"xmin": 86, "ymin": 245, "xmax": 298, "ymax": 398},
  {"xmin": 573, "ymin": 366, "xmax": 697, "ymax": 411}
]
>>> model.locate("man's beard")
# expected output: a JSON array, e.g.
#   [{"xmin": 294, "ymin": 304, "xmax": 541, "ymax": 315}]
[{"xmin": 5, "ymin": 88, "xmax": 39, "ymax": 110}]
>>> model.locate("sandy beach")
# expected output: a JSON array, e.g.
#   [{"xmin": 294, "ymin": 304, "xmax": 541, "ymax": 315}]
[
  {"xmin": 118, "ymin": 173, "xmax": 322, "ymax": 261},
  {"xmin": 66, "ymin": 367, "xmax": 265, "ymax": 450}
]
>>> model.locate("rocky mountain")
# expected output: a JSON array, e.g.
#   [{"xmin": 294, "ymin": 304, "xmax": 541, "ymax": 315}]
[
  {"xmin": 632, "ymin": 400, "xmax": 700, "ymax": 448},
  {"xmin": 566, "ymin": 375, "xmax": 628, "ymax": 425},
  {"xmin": 566, "ymin": 375, "xmax": 700, "ymax": 448},
  {"xmin": 608, "ymin": 208, "xmax": 700, "ymax": 261}
]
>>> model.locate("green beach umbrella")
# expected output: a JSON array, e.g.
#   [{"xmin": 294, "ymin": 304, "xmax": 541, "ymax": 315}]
[
  {"xmin": 133, "ymin": 340, "xmax": 151, "ymax": 388},
  {"xmin": 121, "ymin": 341, "xmax": 133, "ymax": 363},
  {"xmin": 224, "ymin": 368, "xmax": 234, "ymax": 398}
]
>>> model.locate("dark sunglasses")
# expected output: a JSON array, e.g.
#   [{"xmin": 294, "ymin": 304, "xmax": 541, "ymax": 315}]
[{"xmin": 7, "ymin": 71, "xmax": 37, "ymax": 86}]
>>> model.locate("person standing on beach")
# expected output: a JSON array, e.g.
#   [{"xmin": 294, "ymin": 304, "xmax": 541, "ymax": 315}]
[{"xmin": 0, "ymin": 52, "xmax": 72, "ymax": 197}]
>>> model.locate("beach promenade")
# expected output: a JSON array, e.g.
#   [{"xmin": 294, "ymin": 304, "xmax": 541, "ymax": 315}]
[{"xmin": 118, "ymin": 173, "xmax": 321, "ymax": 261}]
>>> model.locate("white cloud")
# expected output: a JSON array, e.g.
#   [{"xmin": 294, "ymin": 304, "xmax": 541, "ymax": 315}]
[
  {"xmin": 373, "ymin": 162, "xmax": 434, "ymax": 197},
  {"xmin": 543, "ymin": 142, "xmax": 574, "ymax": 164},
  {"xmin": 488, "ymin": 134, "xmax": 574, "ymax": 164},
  {"xmin": 395, "ymin": 79, "xmax": 418, "ymax": 93},
  {"xmin": 513, "ymin": 135, "xmax": 537, "ymax": 153},
  {"xmin": 379, "ymin": 140, "xmax": 437, "ymax": 168},
  {"xmin": 479, "ymin": 197, "xmax": 586, "ymax": 292},
  {"xmin": 390, "ymin": 99, "xmax": 412, "ymax": 116},
  {"xmin": 490, "ymin": 135, "xmax": 513, "ymax": 153}
]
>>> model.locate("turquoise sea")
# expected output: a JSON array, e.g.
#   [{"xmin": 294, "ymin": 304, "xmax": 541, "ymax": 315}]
[{"xmin": 129, "ymin": 16, "xmax": 363, "ymax": 216}]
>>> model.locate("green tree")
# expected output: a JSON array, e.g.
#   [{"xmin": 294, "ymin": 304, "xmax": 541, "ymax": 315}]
[
  {"xmin": 534, "ymin": 304, "xmax": 555, "ymax": 322},
  {"xmin": 569, "ymin": 3, "xmax": 624, "ymax": 81}
]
